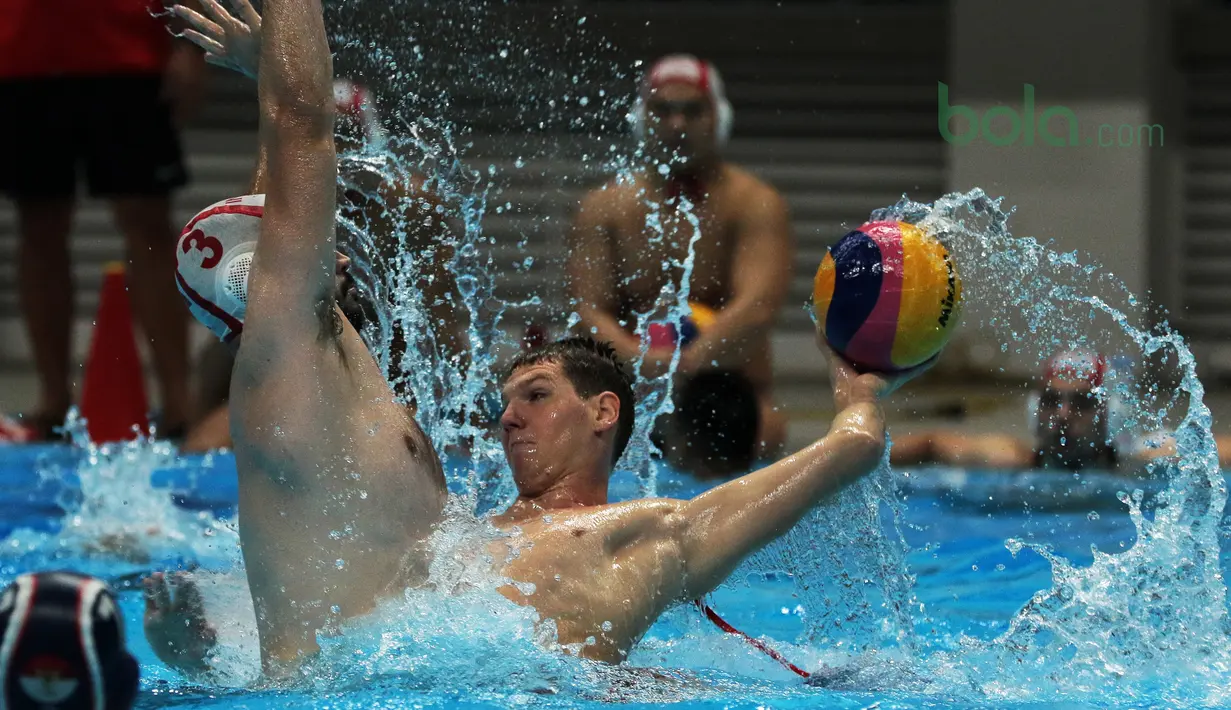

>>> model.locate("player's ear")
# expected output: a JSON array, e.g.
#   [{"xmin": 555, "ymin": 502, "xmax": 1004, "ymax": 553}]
[{"xmin": 593, "ymin": 391, "xmax": 620, "ymax": 435}]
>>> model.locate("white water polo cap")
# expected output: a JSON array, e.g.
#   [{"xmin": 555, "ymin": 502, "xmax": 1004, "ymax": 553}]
[
  {"xmin": 175, "ymin": 194, "xmax": 264, "ymax": 343},
  {"xmin": 630, "ymin": 54, "xmax": 733, "ymax": 146}
]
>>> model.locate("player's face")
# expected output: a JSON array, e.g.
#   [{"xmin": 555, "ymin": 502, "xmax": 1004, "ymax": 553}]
[
  {"xmin": 1036, "ymin": 377, "xmax": 1106, "ymax": 464},
  {"xmin": 500, "ymin": 361, "xmax": 594, "ymax": 496},
  {"xmin": 643, "ymin": 83, "xmax": 718, "ymax": 168}
]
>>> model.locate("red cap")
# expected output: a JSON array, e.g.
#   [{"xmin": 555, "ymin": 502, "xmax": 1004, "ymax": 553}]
[
  {"xmin": 1044, "ymin": 349, "xmax": 1107, "ymax": 388},
  {"xmin": 640, "ymin": 54, "xmax": 727, "ymax": 103}
]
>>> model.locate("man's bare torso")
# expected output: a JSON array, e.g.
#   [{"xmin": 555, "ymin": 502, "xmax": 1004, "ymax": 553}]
[
  {"xmin": 489, "ymin": 501, "xmax": 688, "ymax": 663},
  {"xmin": 597, "ymin": 165, "xmax": 775, "ymax": 390},
  {"xmin": 231, "ymin": 316, "xmax": 447, "ymax": 662}
]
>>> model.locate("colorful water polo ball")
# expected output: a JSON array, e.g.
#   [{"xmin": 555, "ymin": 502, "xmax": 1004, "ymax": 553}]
[{"xmin": 812, "ymin": 220, "xmax": 961, "ymax": 372}]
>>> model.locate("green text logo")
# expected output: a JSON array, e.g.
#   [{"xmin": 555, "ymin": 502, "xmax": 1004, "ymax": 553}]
[{"xmin": 938, "ymin": 82, "xmax": 1163, "ymax": 148}]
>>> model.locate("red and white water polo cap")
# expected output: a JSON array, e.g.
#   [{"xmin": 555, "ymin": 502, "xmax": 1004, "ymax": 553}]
[
  {"xmin": 634, "ymin": 54, "xmax": 733, "ymax": 145},
  {"xmin": 174, "ymin": 195, "xmax": 264, "ymax": 343}
]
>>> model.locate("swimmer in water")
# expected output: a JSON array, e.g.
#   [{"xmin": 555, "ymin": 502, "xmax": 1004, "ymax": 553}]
[
  {"xmin": 891, "ymin": 349, "xmax": 1231, "ymax": 472},
  {"xmin": 147, "ymin": 0, "xmax": 933, "ymax": 680},
  {"xmin": 566, "ymin": 54, "xmax": 794, "ymax": 459}
]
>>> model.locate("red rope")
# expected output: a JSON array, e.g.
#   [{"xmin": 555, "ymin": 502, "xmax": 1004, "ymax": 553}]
[{"xmin": 695, "ymin": 599, "xmax": 811, "ymax": 679}]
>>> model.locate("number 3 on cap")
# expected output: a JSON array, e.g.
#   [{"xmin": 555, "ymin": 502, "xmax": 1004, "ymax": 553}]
[{"xmin": 182, "ymin": 229, "xmax": 223, "ymax": 270}]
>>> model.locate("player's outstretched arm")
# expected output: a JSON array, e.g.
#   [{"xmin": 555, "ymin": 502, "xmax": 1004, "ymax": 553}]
[{"xmin": 671, "ymin": 347, "xmax": 936, "ymax": 601}]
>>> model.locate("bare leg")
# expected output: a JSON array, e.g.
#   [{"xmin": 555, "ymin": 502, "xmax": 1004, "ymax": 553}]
[
  {"xmin": 16, "ymin": 197, "xmax": 75, "ymax": 431},
  {"xmin": 111, "ymin": 195, "xmax": 191, "ymax": 432}
]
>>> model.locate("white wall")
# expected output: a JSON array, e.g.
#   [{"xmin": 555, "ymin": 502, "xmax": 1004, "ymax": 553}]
[{"xmin": 947, "ymin": 0, "xmax": 1161, "ymax": 376}]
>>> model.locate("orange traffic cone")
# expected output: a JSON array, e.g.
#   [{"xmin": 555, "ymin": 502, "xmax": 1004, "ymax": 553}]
[{"xmin": 80, "ymin": 263, "xmax": 149, "ymax": 442}]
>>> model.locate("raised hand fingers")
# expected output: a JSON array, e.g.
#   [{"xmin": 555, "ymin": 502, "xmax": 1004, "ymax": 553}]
[
  {"xmin": 171, "ymin": 4, "xmax": 224, "ymax": 39},
  {"xmin": 200, "ymin": 0, "xmax": 246, "ymax": 31},
  {"xmin": 183, "ymin": 28, "xmax": 226, "ymax": 57},
  {"xmin": 226, "ymin": 0, "xmax": 262, "ymax": 29}
]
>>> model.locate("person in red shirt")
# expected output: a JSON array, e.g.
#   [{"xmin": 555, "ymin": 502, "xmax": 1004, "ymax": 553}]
[{"xmin": 0, "ymin": 0, "xmax": 205, "ymax": 439}]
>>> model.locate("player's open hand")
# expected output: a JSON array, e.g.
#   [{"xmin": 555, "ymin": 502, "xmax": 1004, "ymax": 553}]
[
  {"xmin": 173, "ymin": 0, "xmax": 262, "ymax": 80},
  {"xmin": 144, "ymin": 571, "xmax": 218, "ymax": 675},
  {"xmin": 825, "ymin": 345, "xmax": 938, "ymax": 411}
]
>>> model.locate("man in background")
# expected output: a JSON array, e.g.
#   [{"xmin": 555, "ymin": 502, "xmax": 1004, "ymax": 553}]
[
  {"xmin": 891, "ymin": 350, "xmax": 1231, "ymax": 472},
  {"xmin": 567, "ymin": 54, "xmax": 794, "ymax": 463},
  {"xmin": 0, "ymin": 0, "xmax": 205, "ymax": 439}
]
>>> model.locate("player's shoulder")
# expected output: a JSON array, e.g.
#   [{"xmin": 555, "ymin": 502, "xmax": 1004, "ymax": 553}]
[
  {"xmin": 721, "ymin": 164, "xmax": 787, "ymax": 209},
  {"xmin": 580, "ymin": 174, "xmax": 641, "ymax": 202},
  {"xmin": 575, "ymin": 174, "xmax": 642, "ymax": 219}
]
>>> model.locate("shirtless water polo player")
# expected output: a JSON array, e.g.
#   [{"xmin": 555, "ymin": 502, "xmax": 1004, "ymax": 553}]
[
  {"xmin": 567, "ymin": 54, "xmax": 795, "ymax": 460},
  {"xmin": 146, "ymin": 0, "xmax": 934, "ymax": 680}
]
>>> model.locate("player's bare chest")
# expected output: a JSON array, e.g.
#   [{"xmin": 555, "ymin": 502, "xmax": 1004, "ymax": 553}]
[{"xmin": 611, "ymin": 205, "xmax": 736, "ymax": 294}]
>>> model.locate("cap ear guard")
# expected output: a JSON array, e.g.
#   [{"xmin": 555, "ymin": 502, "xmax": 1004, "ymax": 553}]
[{"xmin": 708, "ymin": 68, "xmax": 734, "ymax": 146}]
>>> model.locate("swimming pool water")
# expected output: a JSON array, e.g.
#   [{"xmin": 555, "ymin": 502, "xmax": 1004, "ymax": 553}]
[{"xmin": 0, "ymin": 443, "xmax": 1222, "ymax": 709}]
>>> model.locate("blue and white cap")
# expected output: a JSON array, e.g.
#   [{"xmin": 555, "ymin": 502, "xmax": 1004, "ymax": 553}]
[{"xmin": 0, "ymin": 572, "xmax": 138, "ymax": 710}]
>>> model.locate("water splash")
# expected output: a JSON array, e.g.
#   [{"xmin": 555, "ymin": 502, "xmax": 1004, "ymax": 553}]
[
  {"xmin": 875, "ymin": 189, "xmax": 1230, "ymax": 701},
  {"xmin": 320, "ymin": 0, "xmax": 635, "ymax": 514},
  {"xmin": 335, "ymin": 126, "xmax": 512, "ymax": 511},
  {"xmin": 0, "ymin": 409, "xmax": 239, "ymax": 572},
  {"xmin": 610, "ymin": 186, "xmax": 706, "ymax": 499}
]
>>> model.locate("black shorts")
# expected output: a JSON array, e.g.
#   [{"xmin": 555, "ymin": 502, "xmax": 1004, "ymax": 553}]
[{"xmin": 0, "ymin": 75, "xmax": 189, "ymax": 199}]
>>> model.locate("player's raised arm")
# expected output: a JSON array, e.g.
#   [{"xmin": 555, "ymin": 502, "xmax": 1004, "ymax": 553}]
[
  {"xmin": 244, "ymin": 0, "xmax": 337, "ymax": 335},
  {"xmin": 671, "ymin": 350, "xmax": 934, "ymax": 601}
]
